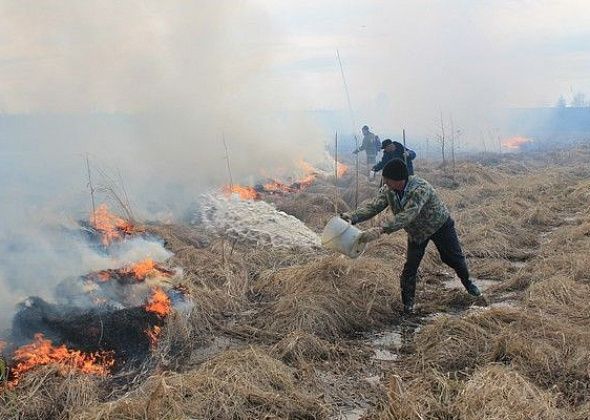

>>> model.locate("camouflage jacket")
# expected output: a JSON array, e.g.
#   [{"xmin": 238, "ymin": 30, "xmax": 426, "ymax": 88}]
[{"xmin": 349, "ymin": 176, "xmax": 449, "ymax": 243}]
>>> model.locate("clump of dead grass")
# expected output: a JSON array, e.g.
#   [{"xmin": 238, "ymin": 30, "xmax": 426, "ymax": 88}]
[
  {"xmin": 150, "ymin": 285, "xmax": 235, "ymax": 371},
  {"xmin": 0, "ymin": 366, "xmax": 104, "ymax": 420},
  {"xmin": 411, "ymin": 306, "xmax": 525, "ymax": 373},
  {"xmin": 453, "ymin": 364, "xmax": 561, "ymax": 420},
  {"xmin": 253, "ymin": 256, "xmax": 401, "ymax": 338},
  {"xmin": 77, "ymin": 347, "xmax": 327, "ymax": 420},
  {"xmin": 525, "ymin": 276, "xmax": 590, "ymax": 324},
  {"xmin": 145, "ymin": 223, "xmax": 209, "ymax": 252},
  {"xmin": 376, "ymin": 370, "xmax": 463, "ymax": 419},
  {"xmin": 271, "ymin": 330, "xmax": 336, "ymax": 365}
]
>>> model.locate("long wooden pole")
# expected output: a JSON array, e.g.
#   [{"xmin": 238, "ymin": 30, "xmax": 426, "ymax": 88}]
[
  {"xmin": 334, "ymin": 131, "xmax": 339, "ymax": 214},
  {"xmin": 336, "ymin": 49, "xmax": 359, "ymax": 209},
  {"xmin": 86, "ymin": 154, "xmax": 96, "ymax": 226},
  {"xmin": 222, "ymin": 132, "xmax": 233, "ymax": 190},
  {"xmin": 402, "ymin": 129, "xmax": 407, "ymax": 167},
  {"xmin": 450, "ymin": 114, "xmax": 456, "ymax": 172}
]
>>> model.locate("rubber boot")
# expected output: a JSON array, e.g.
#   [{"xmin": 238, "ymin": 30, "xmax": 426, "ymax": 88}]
[
  {"xmin": 400, "ymin": 276, "xmax": 417, "ymax": 314},
  {"xmin": 461, "ymin": 278, "xmax": 482, "ymax": 297}
]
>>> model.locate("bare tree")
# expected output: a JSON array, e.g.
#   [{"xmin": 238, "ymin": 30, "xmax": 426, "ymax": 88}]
[
  {"xmin": 436, "ymin": 111, "xmax": 447, "ymax": 167},
  {"xmin": 571, "ymin": 92, "xmax": 588, "ymax": 107},
  {"xmin": 449, "ymin": 114, "xmax": 456, "ymax": 172}
]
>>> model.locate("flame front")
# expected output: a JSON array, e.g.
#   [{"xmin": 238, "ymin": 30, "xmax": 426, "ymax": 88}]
[
  {"xmin": 221, "ymin": 160, "xmax": 323, "ymax": 200},
  {"xmin": 91, "ymin": 204, "xmax": 135, "ymax": 246},
  {"xmin": 263, "ymin": 180, "xmax": 295, "ymax": 194},
  {"xmin": 336, "ymin": 162, "xmax": 348, "ymax": 177},
  {"xmin": 222, "ymin": 185, "xmax": 260, "ymax": 200},
  {"xmin": 125, "ymin": 258, "xmax": 156, "ymax": 280},
  {"xmin": 145, "ymin": 287, "xmax": 172, "ymax": 317},
  {"xmin": 501, "ymin": 136, "xmax": 532, "ymax": 150},
  {"xmin": 9, "ymin": 333, "xmax": 114, "ymax": 387}
]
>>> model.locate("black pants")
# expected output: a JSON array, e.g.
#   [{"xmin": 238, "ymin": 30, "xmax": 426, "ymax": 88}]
[{"xmin": 400, "ymin": 217, "xmax": 470, "ymax": 306}]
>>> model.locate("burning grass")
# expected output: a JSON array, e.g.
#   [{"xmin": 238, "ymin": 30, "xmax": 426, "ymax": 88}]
[
  {"xmin": 90, "ymin": 203, "xmax": 138, "ymax": 246},
  {"xmin": 7, "ymin": 334, "xmax": 114, "ymax": 388}
]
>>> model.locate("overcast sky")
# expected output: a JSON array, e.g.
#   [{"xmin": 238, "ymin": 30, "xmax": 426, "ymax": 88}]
[{"xmin": 1, "ymin": 1, "xmax": 589, "ymax": 135}]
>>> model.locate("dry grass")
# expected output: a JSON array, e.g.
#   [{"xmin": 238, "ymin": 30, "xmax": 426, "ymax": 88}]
[
  {"xmin": 375, "ymin": 370, "xmax": 462, "ymax": 420},
  {"xmin": 6, "ymin": 147, "xmax": 590, "ymax": 419},
  {"xmin": 0, "ymin": 367, "xmax": 104, "ymax": 420},
  {"xmin": 271, "ymin": 330, "xmax": 333, "ymax": 365},
  {"xmin": 77, "ymin": 347, "xmax": 327, "ymax": 420},
  {"xmin": 525, "ymin": 276, "xmax": 590, "ymax": 324},
  {"xmin": 271, "ymin": 191, "xmax": 350, "ymax": 230},
  {"xmin": 453, "ymin": 364, "xmax": 562, "ymax": 420},
  {"xmin": 410, "ymin": 307, "xmax": 521, "ymax": 373},
  {"xmin": 252, "ymin": 256, "xmax": 401, "ymax": 338}
]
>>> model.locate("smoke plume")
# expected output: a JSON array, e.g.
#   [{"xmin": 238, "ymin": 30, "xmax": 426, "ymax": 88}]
[{"xmin": 0, "ymin": 0, "xmax": 325, "ymax": 329}]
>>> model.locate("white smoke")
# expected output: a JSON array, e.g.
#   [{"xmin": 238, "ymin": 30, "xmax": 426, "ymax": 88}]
[{"xmin": 0, "ymin": 1, "xmax": 328, "ymax": 329}]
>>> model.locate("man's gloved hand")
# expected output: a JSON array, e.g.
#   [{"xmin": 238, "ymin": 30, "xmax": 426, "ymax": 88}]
[
  {"xmin": 352, "ymin": 149, "xmax": 359, "ymax": 155},
  {"xmin": 358, "ymin": 227, "xmax": 383, "ymax": 243},
  {"xmin": 340, "ymin": 213, "xmax": 355, "ymax": 224}
]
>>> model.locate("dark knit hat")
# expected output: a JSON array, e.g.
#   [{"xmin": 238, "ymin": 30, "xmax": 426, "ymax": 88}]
[
  {"xmin": 381, "ymin": 139, "xmax": 393, "ymax": 149},
  {"xmin": 382, "ymin": 159, "xmax": 408, "ymax": 180}
]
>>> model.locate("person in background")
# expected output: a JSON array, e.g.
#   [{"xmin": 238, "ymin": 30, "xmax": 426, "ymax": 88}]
[
  {"xmin": 371, "ymin": 140, "xmax": 416, "ymax": 176},
  {"xmin": 353, "ymin": 125, "xmax": 378, "ymax": 172},
  {"xmin": 342, "ymin": 159, "xmax": 481, "ymax": 314}
]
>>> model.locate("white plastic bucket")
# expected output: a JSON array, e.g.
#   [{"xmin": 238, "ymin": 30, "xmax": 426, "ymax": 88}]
[{"xmin": 321, "ymin": 216, "xmax": 366, "ymax": 258}]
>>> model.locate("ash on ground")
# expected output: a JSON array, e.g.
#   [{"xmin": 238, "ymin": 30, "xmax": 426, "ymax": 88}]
[{"xmin": 195, "ymin": 194, "xmax": 321, "ymax": 250}]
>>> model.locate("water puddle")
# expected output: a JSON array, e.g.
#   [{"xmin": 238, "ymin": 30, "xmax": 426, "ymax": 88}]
[
  {"xmin": 372, "ymin": 348, "xmax": 398, "ymax": 361},
  {"xmin": 443, "ymin": 278, "xmax": 499, "ymax": 291},
  {"xmin": 371, "ymin": 330, "xmax": 402, "ymax": 347},
  {"xmin": 337, "ymin": 407, "xmax": 366, "ymax": 420}
]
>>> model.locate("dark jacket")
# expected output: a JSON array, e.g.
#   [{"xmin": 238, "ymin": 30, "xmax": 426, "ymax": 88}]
[{"xmin": 373, "ymin": 148, "xmax": 416, "ymax": 175}]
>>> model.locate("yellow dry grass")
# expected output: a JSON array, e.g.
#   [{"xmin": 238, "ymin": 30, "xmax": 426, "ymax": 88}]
[
  {"xmin": 252, "ymin": 255, "xmax": 401, "ymax": 338},
  {"xmin": 76, "ymin": 347, "xmax": 327, "ymax": 420}
]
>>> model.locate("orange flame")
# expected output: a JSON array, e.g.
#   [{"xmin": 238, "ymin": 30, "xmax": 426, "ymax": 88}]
[
  {"xmin": 145, "ymin": 325, "xmax": 162, "ymax": 348},
  {"xmin": 91, "ymin": 204, "xmax": 135, "ymax": 246},
  {"xmin": 336, "ymin": 162, "xmax": 349, "ymax": 177},
  {"xmin": 9, "ymin": 333, "xmax": 114, "ymax": 387},
  {"xmin": 222, "ymin": 185, "xmax": 260, "ymax": 200},
  {"xmin": 263, "ymin": 180, "xmax": 295, "ymax": 194},
  {"xmin": 221, "ymin": 160, "xmax": 322, "ymax": 200},
  {"xmin": 124, "ymin": 258, "xmax": 156, "ymax": 280},
  {"xmin": 501, "ymin": 136, "xmax": 532, "ymax": 150},
  {"xmin": 295, "ymin": 160, "xmax": 318, "ymax": 188},
  {"xmin": 297, "ymin": 160, "xmax": 317, "ymax": 175},
  {"xmin": 145, "ymin": 288, "xmax": 171, "ymax": 317},
  {"xmin": 97, "ymin": 272, "xmax": 111, "ymax": 282}
]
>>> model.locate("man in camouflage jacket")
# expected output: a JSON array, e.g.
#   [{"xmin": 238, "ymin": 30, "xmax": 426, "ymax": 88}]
[{"xmin": 342, "ymin": 159, "xmax": 481, "ymax": 314}]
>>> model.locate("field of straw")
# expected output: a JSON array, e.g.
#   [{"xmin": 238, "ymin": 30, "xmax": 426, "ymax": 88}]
[{"xmin": 2, "ymin": 145, "xmax": 590, "ymax": 419}]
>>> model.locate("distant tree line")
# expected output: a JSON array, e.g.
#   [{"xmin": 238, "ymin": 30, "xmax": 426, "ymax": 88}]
[{"xmin": 555, "ymin": 92, "xmax": 590, "ymax": 108}]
